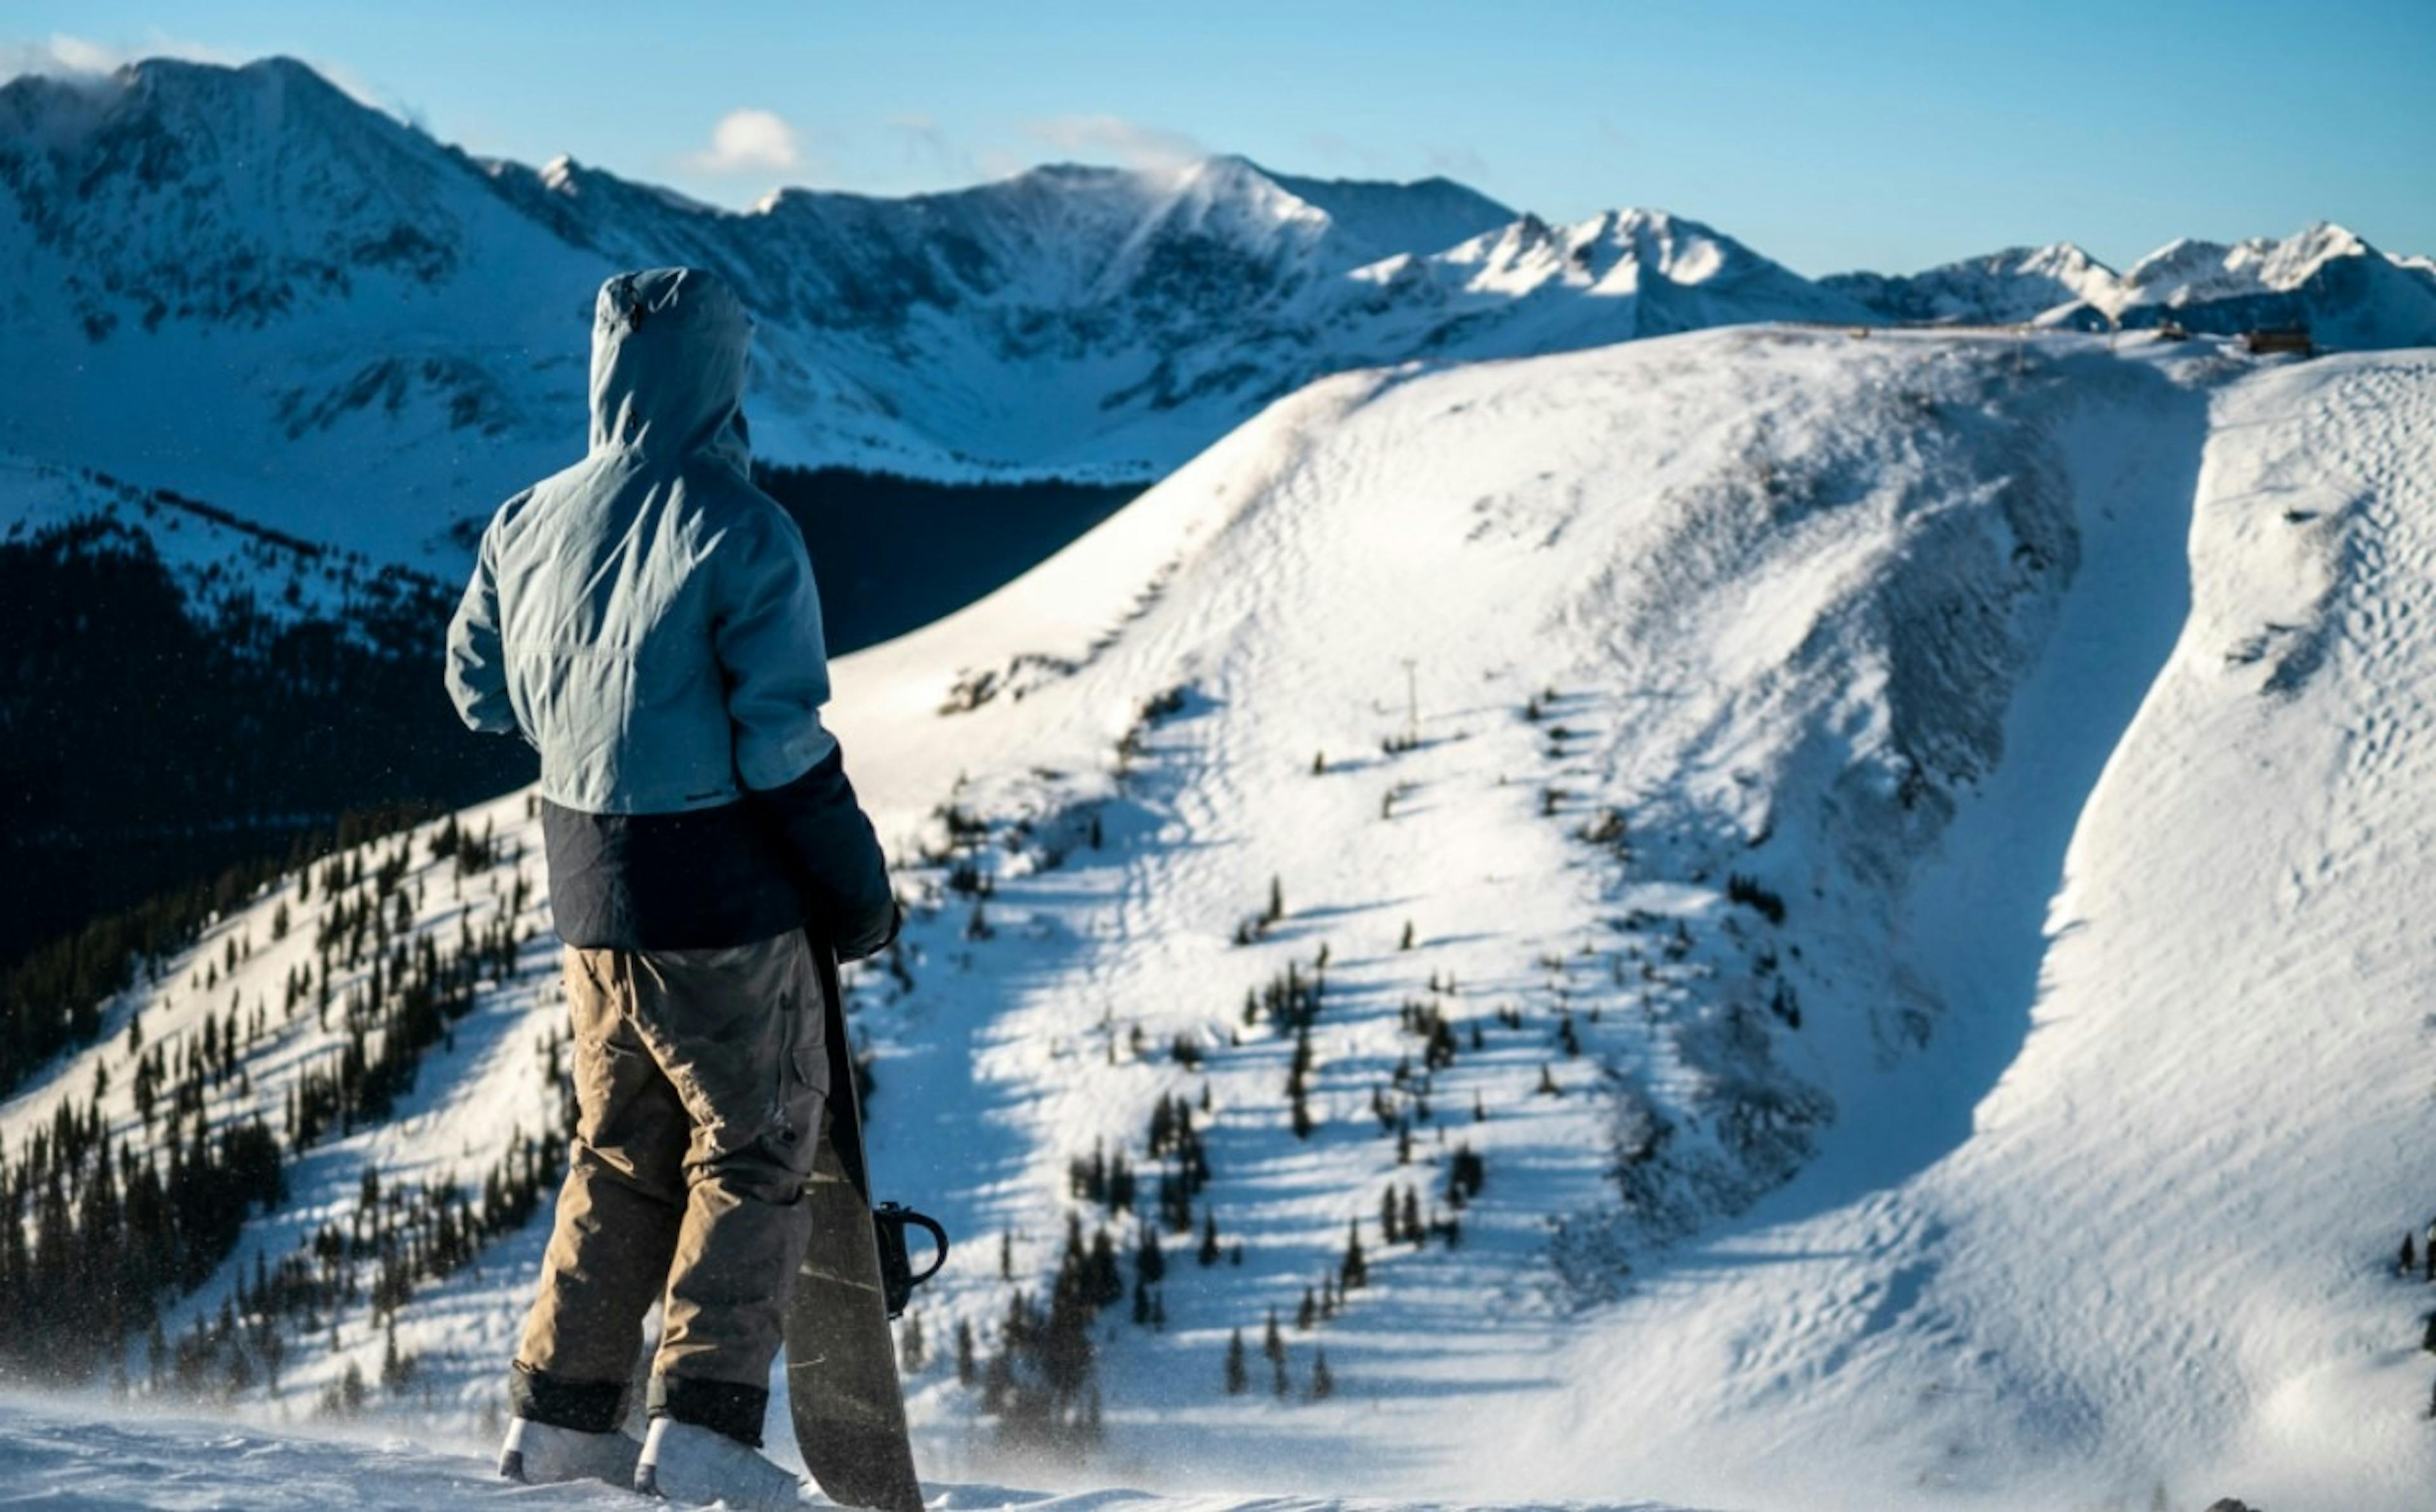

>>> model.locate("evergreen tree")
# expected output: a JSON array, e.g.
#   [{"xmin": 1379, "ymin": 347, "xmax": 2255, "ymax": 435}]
[
  {"xmin": 1262, "ymin": 1309, "xmax": 1285, "ymax": 1365},
  {"xmin": 956, "ymin": 1319, "xmax": 977, "ymax": 1386},
  {"xmin": 1224, "ymin": 1328, "xmax": 1248, "ymax": 1395},
  {"xmin": 1310, "ymin": 1348, "xmax": 1335, "ymax": 1401},
  {"xmin": 1401, "ymin": 1187, "xmax": 1423, "ymax": 1246},
  {"xmin": 381, "ymin": 1319, "xmax": 412, "ymax": 1392},
  {"xmin": 1087, "ymin": 1227, "xmax": 1125, "ymax": 1308},
  {"xmin": 1137, "ymin": 1226, "xmax": 1167, "ymax": 1286},
  {"xmin": 1340, "ymin": 1220, "xmax": 1368, "ymax": 1290},
  {"xmin": 1288, "ymin": 1027, "xmax": 1317, "ymax": 1140},
  {"xmin": 1296, "ymin": 1287, "xmax": 1316, "ymax": 1331},
  {"xmin": 1198, "ymin": 1207, "xmax": 1222, "ymax": 1267}
]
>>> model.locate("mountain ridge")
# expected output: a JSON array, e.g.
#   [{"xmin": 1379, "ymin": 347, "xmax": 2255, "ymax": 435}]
[
  {"xmin": 11, "ymin": 53, "xmax": 2424, "ymax": 580},
  {"xmin": 1825, "ymin": 220, "xmax": 2436, "ymax": 343}
]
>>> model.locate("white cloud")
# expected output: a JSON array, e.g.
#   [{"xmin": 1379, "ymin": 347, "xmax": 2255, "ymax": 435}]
[
  {"xmin": 686, "ymin": 108, "xmax": 803, "ymax": 174},
  {"xmin": 0, "ymin": 30, "xmax": 238, "ymax": 81},
  {"xmin": 1024, "ymin": 114, "xmax": 1205, "ymax": 171},
  {"xmin": 0, "ymin": 32, "xmax": 414, "ymax": 123}
]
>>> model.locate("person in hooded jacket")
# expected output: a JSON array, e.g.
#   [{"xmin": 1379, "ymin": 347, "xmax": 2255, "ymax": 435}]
[{"xmin": 447, "ymin": 265, "xmax": 896, "ymax": 1509}]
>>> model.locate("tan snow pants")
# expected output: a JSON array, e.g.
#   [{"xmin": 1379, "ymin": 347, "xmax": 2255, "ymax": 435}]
[{"xmin": 514, "ymin": 930, "xmax": 828, "ymax": 1412}]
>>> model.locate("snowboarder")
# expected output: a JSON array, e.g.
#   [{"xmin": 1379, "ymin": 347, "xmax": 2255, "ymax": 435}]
[{"xmin": 447, "ymin": 266, "xmax": 898, "ymax": 1508}]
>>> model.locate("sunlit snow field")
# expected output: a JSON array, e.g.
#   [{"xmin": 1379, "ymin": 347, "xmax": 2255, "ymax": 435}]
[{"xmin": 4, "ymin": 326, "xmax": 2432, "ymax": 1512}]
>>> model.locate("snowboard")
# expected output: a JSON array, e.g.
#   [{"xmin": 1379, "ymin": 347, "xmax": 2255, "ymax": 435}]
[{"xmin": 783, "ymin": 944, "xmax": 925, "ymax": 1512}]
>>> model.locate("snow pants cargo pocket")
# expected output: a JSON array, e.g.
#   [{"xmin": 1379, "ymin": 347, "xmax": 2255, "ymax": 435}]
[{"xmin": 513, "ymin": 930, "xmax": 828, "ymax": 1426}]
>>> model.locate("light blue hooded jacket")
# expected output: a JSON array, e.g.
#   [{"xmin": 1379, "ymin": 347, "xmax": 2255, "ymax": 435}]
[
  {"xmin": 448, "ymin": 266, "xmax": 835, "ymax": 810},
  {"xmin": 447, "ymin": 267, "xmax": 892, "ymax": 955}
]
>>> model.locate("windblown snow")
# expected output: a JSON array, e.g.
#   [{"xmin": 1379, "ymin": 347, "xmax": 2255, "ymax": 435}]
[{"xmin": 9, "ymin": 312, "xmax": 2433, "ymax": 1511}]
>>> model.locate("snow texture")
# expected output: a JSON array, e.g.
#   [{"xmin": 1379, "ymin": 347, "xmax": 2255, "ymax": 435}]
[
  {"xmin": 0, "ymin": 1393, "xmax": 1718, "ymax": 1511},
  {"xmin": 8, "ymin": 310, "xmax": 2432, "ymax": 1511}
]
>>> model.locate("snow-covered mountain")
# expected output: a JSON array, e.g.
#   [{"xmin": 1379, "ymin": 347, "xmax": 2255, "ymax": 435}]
[
  {"xmin": 10, "ymin": 53, "xmax": 2424, "ymax": 580},
  {"xmin": 1829, "ymin": 222, "xmax": 2436, "ymax": 346},
  {"xmin": 0, "ymin": 55, "xmax": 1859, "ymax": 568},
  {"xmin": 1821, "ymin": 242, "xmax": 2124, "ymax": 329},
  {"xmin": 9, "ymin": 318, "xmax": 2431, "ymax": 1510}
]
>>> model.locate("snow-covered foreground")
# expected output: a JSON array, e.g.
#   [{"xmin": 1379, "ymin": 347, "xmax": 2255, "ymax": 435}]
[
  {"xmin": 8, "ymin": 325, "xmax": 2433, "ymax": 1511},
  {"xmin": 0, "ymin": 1396, "xmax": 1714, "ymax": 1512}
]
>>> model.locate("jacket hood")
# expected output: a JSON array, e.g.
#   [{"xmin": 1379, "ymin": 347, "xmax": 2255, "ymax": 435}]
[{"xmin": 587, "ymin": 266, "xmax": 753, "ymax": 469}]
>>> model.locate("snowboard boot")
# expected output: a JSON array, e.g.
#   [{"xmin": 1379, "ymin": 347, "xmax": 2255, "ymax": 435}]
[
  {"xmin": 497, "ymin": 1417, "xmax": 643, "ymax": 1486},
  {"xmin": 634, "ymin": 1417, "xmax": 804, "ymax": 1509}
]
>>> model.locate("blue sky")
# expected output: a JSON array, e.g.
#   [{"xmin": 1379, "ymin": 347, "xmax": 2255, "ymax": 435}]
[{"xmin": 6, "ymin": 1, "xmax": 2428, "ymax": 274}]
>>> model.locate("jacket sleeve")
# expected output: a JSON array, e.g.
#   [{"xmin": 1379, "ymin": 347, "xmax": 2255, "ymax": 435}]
[
  {"xmin": 716, "ymin": 504, "xmax": 897, "ymax": 959},
  {"xmin": 712, "ymin": 504, "xmax": 842, "ymax": 789},
  {"xmin": 749, "ymin": 749, "xmax": 900, "ymax": 960},
  {"xmin": 445, "ymin": 511, "xmax": 520, "ymax": 737}
]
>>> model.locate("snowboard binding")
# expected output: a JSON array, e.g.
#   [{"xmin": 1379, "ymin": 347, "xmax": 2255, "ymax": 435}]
[{"xmin": 871, "ymin": 1202, "xmax": 949, "ymax": 1319}]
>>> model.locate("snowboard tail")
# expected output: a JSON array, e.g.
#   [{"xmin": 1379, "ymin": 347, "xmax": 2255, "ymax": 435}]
[{"xmin": 783, "ymin": 943, "xmax": 925, "ymax": 1512}]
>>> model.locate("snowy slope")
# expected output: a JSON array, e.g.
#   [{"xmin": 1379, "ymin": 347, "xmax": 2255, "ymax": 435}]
[
  {"xmin": 1502, "ymin": 349, "xmax": 2436, "ymax": 1512},
  {"xmin": 0, "ymin": 1395, "xmax": 1710, "ymax": 1512},
  {"xmin": 16, "ymin": 316, "xmax": 2428, "ymax": 1507}
]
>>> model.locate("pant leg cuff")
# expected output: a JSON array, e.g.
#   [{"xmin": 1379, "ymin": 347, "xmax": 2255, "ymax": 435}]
[
  {"xmin": 510, "ymin": 1361, "xmax": 627, "ymax": 1433},
  {"xmin": 649, "ymin": 1374, "xmax": 770, "ymax": 1448}
]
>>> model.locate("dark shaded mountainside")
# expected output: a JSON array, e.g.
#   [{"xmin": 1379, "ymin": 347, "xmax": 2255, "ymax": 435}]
[
  {"xmin": 0, "ymin": 463, "xmax": 1134, "ymax": 987},
  {"xmin": 0, "ymin": 489, "xmax": 525, "ymax": 994}
]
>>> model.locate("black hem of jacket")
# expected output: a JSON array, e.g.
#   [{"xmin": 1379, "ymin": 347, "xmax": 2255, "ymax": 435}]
[{"xmin": 542, "ymin": 747, "xmax": 895, "ymax": 957}]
